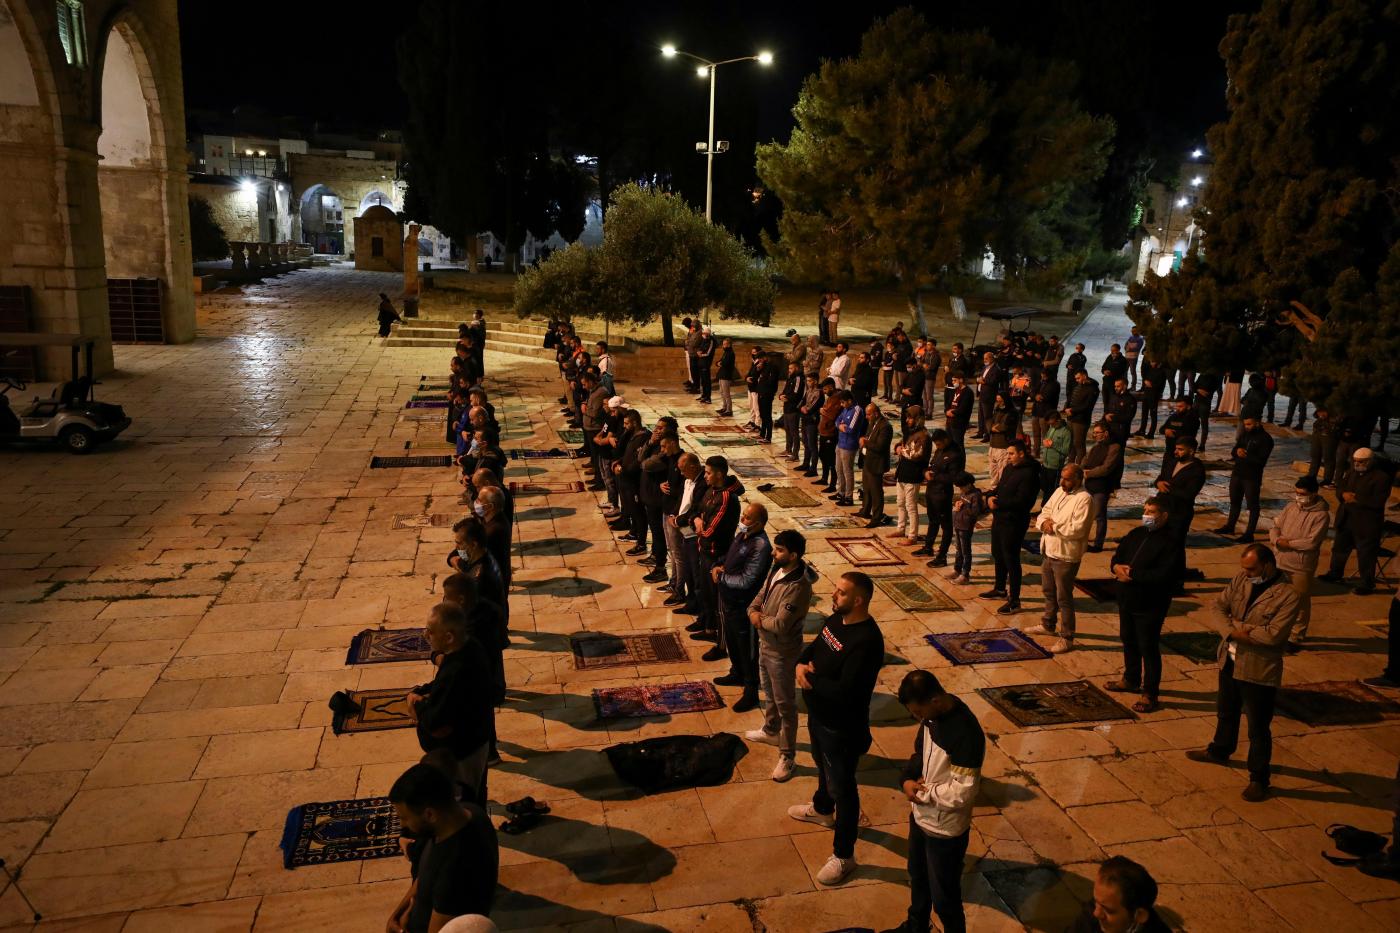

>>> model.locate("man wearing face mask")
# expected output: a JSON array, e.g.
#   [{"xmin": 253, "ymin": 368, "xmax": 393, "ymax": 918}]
[
  {"xmin": 1104, "ymin": 497, "xmax": 1180, "ymax": 714},
  {"xmin": 1153, "ymin": 435, "xmax": 1206, "ymax": 586},
  {"xmin": 1319, "ymin": 446, "xmax": 1392, "ymax": 595},
  {"xmin": 711, "ymin": 503, "xmax": 773, "ymax": 706},
  {"xmin": 1188, "ymin": 544, "xmax": 1300, "ymax": 802},
  {"xmin": 1269, "ymin": 477, "xmax": 1331, "ymax": 651},
  {"xmin": 1213, "ymin": 416, "xmax": 1274, "ymax": 543},
  {"xmin": 1024, "ymin": 464, "xmax": 1093, "ymax": 654}
]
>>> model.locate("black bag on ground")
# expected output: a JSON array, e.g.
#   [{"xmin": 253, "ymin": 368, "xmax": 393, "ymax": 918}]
[
  {"xmin": 605, "ymin": 733, "xmax": 747, "ymax": 794},
  {"xmin": 1322, "ymin": 823, "xmax": 1390, "ymax": 865}
]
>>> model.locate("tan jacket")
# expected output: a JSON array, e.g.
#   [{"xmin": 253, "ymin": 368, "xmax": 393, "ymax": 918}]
[
  {"xmin": 1267, "ymin": 499, "xmax": 1330, "ymax": 574},
  {"xmin": 747, "ymin": 560, "xmax": 817, "ymax": 649},
  {"xmin": 1213, "ymin": 570, "xmax": 1300, "ymax": 686}
]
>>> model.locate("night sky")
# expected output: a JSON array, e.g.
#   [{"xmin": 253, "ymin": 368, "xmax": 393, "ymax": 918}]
[{"xmin": 179, "ymin": 0, "xmax": 1255, "ymax": 143}]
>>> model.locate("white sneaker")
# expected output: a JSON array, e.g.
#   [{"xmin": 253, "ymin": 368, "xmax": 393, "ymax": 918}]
[
  {"xmin": 745, "ymin": 728, "xmax": 780, "ymax": 747},
  {"xmin": 771, "ymin": 755, "xmax": 795, "ymax": 782},
  {"xmin": 1049, "ymin": 638, "xmax": 1073, "ymax": 654},
  {"xmin": 954, "ymin": 574, "xmax": 972, "ymax": 585},
  {"xmin": 945, "ymin": 569, "xmax": 961, "ymax": 580},
  {"xmin": 816, "ymin": 854, "xmax": 858, "ymax": 886},
  {"xmin": 1022, "ymin": 623, "xmax": 1054, "ymax": 636},
  {"xmin": 787, "ymin": 803, "xmax": 835, "ymax": 828}
]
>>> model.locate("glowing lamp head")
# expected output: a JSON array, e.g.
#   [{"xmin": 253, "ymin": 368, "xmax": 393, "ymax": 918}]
[
  {"xmin": 696, "ymin": 65, "xmax": 710, "ymax": 77},
  {"xmin": 1191, "ymin": 176, "xmax": 1204, "ymax": 187},
  {"xmin": 240, "ymin": 180, "xmax": 256, "ymax": 195},
  {"xmin": 1191, "ymin": 148, "xmax": 1203, "ymax": 158},
  {"xmin": 757, "ymin": 51, "xmax": 773, "ymax": 65},
  {"xmin": 1176, "ymin": 197, "xmax": 1188, "ymax": 207},
  {"xmin": 661, "ymin": 44, "xmax": 677, "ymax": 57}
]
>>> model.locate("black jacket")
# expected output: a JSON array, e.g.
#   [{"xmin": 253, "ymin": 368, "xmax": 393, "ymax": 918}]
[
  {"xmin": 1031, "ymin": 378, "xmax": 1060, "ymax": 419},
  {"xmin": 1161, "ymin": 407, "xmax": 1200, "ymax": 444},
  {"xmin": 639, "ymin": 443, "xmax": 673, "ymax": 508},
  {"xmin": 1155, "ymin": 456, "xmax": 1206, "ymax": 508},
  {"xmin": 990, "ymin": 460, "xmax": 1039, "ymax": 516},
  {"xmin": 1231, "ymin": 427, "xmax": 1274, "ymax": 476},
  {"xmin": 1112, "ymin": 525, "xmax": 1181, "ymax": 612},
  {"xmin": 696, "ymin": 475, "xmax": 745, "ymax": 559},
  {"xmin": 782, "ymin": 373, "xmax": 805, "ymax": 414},
  {"xmin": 715, "ymin": 347, "xmax": 738, "ymax": 381},
  {"xmin": 757, "ymin": 364, "xmax": 780, "ymax": 399},
  {"xmin": 413, "ymin": 639, "xmax": 495, "ymax": 758},
  {"xmin": 946, "ymin": 386, "xmax": 973, "ymax": 424},
  {"xmin": 1083, "ymin": 440, "xmax": 1124, "ymax": 493},
  {"xmin": 925, "ymin": 442, "xmax": 966, "ymax": 500},
  {"xmin": 1066, "ymin": 379, "xmax": 1099, "ymax": 424}
]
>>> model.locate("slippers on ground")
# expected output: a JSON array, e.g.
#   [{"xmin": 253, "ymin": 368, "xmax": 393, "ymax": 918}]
[
  {"xmin": 1132, "ymin": 698, "xmax": 1160, "ymax": 714},
  {"xmin": 505, "ymin": 796, "xmax": 550, "ymax": 818},
  {"xmin": 500, "ymin": 810, "xmax": 546, "ymax": 834},
  {"xmin": 1102, "ymin": 681, "xmax": 1139, "ymax": 694}
]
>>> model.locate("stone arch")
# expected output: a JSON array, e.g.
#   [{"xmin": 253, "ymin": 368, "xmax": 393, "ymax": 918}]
[
  {"xmin": 90, "ymin": 4, "xmax": 195, "ymax": 346},
  {"xmin": 358, "ymin": 189, "xmax": 395, "ymax": 214},
  {"xmin": 298, "ymin": 183, "xmax": 345, "ymax": 254}
]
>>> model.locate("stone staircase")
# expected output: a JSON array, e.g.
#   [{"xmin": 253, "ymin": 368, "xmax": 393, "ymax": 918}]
[{"xmin": 383, "ymin": 316, "xmax": 641, "ymax": 362}]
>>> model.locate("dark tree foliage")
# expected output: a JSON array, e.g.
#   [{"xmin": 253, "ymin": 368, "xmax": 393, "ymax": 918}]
[
  {"xmin": 397, "ymin": 1, "xmax": 593, "ymax": 268},
  {"xmin": 756, "ymin": 8, "xmax": 1112, "ymax": 334},
  {"xmin": 1127, "ymin": 0, "xmax": 1400, "ymax": 415},
  {"xmin": 188, "ymin": 196, "xmax": 228, "ymax": 261}
]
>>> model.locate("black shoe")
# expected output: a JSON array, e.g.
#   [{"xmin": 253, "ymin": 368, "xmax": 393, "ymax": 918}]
[
  {"xmin": 821, "ymin": 485, "xmax": 836, "ymax": 493},
  {"xmin": 978, "ymin": 589, "xmax": 1008, "ymax": 600},
  {"xmin": 656, "ymin": 582, "xmax": 674, "ymax": 592},
  {"xmin": 643, "ymin": 570, "xmax": 668, "ymax": 583},
  {"xmin": 618, "ymin": 533, "xmax": 637, "ymax": 542},
  {"xmin": 829, "ymin": 494, "xmax": 844, "ymax": 501},
  {"xmin": 1355, "ymin": 585, "xmax": 1376, "ymax": 596},
  {"xmin": 1317, "ymin": 571, "xmax": 1344, "ymax": 584},
  {"xmin": 609, "ymin": 521, "xmax": 630, "ymax": 530},
  {"xmin": 802, "ymin": 469, "xmax": 818, "ymax": 477},
  {"xmin": 713, "ymin": 672, "xmax": 745, "ymax": 687},
  {"xmin": 912, "ymin": 548, "xmax": 933, "ymax": 557},
  {"xmin": 701, "ymin": 645, "xmax": 727, "ymax": 661},
  {"xmin": 1212, "ymin": 525, "xmax": 1235, "ymax": 536},
  {"xmin": 731, "ymin": 691, "xmax": 759, "ymax": 713},
  {"xmin": 662, "ymin": 596, "xmax": 687, "ymax": 609},
  {"xmin": 928, "ymin": 554, "xmax": 947, "ymax": 567},
  {"xmin": 1086, "ymin": 544, "xmax": 1103, "ymax": 553},
  {"xmin": 626, "ymin": 545, "xmax": 647, "ymax": 556},
  {"xmin": 996, "ymin": 602, "xmax": 1022, "ymax": 615},
  {"xmin": 1235, "ymin": 533, "xmax": 1255, "ymax": 544},
  {"xmin": 864, "ymin": 519, "xmax": 883, "ymax": 529},
  {"xmin": 690, "ymin": 631, "xmax": 717, "ymax": 643},
  {"xmin": 685, "ymin": 619, "xmax": 707, "ymax": 633}
]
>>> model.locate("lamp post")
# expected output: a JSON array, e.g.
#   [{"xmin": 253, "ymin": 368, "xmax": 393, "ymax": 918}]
[{"xmin": 661, "ymin": 45, "xmax": 773, "ymax": 223}]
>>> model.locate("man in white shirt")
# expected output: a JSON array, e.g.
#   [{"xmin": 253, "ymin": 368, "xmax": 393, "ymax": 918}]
[
  {"xmin": 827, "ymin": 342, "xmax": 851, "ymax": 390},
  {"xmin": 827, "ymin": 290, "xmax": 842, "ymax": 345},
  {"xmin": 1024, "ymin": 464, "xmax": 1094, "ymax": 653}
]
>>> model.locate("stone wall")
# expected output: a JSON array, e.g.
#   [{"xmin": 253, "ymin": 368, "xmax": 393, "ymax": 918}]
[
  {"xmin": 288, "ymin": 151, "xmax": 401, "ymax": 258},
  {"xmin": 190, "ymin": 180, "xmax": 260, "ymax": 243},
  {"xmin": 0, "ymin": 0, "xmax": 194, "ymax": 376}
]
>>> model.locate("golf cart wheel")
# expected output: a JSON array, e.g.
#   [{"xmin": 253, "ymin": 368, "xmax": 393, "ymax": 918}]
[{"xmin": 60, "ymin": 426, "xmax": 94, "ymax": 453}]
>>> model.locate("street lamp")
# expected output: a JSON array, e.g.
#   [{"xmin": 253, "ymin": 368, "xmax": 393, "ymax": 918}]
[{"xmin": 661, "ymin": 43, "xmax": 773, "ymax": 223}]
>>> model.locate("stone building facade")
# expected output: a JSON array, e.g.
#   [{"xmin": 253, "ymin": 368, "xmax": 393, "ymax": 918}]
[
  {"xmin": 287, "ymin": 151, "xmax": 401, "ymax": 259},
  {"xmin": 353, "ymin": 204, "xmax": 403, "ymax": 272},
  {"xmin": 0, "ymin": 0, "xmax": 195, "ymax": 376}
]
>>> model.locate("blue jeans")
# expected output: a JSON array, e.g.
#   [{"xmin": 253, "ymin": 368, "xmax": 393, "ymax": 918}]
[
  {"xmin": 808, "ymin": 718, "xmax": 870, "ymax": 859},
  {"xmin": 953, "ymin": 529, "xmax": 973, "ymax": 576}
]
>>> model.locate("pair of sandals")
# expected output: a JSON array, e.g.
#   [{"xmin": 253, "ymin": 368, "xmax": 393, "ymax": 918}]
[
  {"xmin": 1104, "ymin": 680, "xmax": 1159, "ymax": 714},
  {"xmin": 500, "ymin": 796, "xmax": 550, "ymax": 835}
]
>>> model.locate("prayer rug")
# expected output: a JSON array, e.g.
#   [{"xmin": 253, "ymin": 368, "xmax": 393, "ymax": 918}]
[
  {"xmin": 245, "ymin": 472, "xmax": 299, "ymax": 484},
  {"xmin": 729, "ymin": 459, "xmax": 784, "ymax": 478},
  {"xmin": 398, "ymin": 412, "xmax": 445, "ymax": 423},
  {"xmin": 410, "ymin": 393, "xmax": 448, "ymax": 401},
  {"xmin": 926, "ymin": 628, "xmax": 1051, "ymax": 665},
  {"xmin": 798, "ymin": 515, "xmax": 867, "ymax": 530},
  {"xmin": 330, "ymin": 687, "xmax": 415, "ymax": 735},
  {"xmin": 1276, "ymin": 680, "xmax": 1400, "ymax": 726},
  {"xmin": 558, "ymin": 429, "xmax": 584, "ymax": 445},
  {"xmin": 370, "ymin": 455, "xmax": 454, "ymax": 469},
  {"xmin": 593, "ymin": 681, "xmax": 723, "ymax": 719},
  {"xmin": 509, "ymin": 448, "xmax": 581, "ymax": 460},
  {"xmin": 695, "ymin": 436, "xmax": 759, "ymax": 447},
  {"xmin": 1160, "ymin": 631, "xmax": 1221, "ymax": 664},
  {"xmin": 829, "ymin": 535, "xmax": 905, "ymax": 567},
  {"xmin": 418, "ymin": 382, "xmax": 450, "ymax": 391},
  {"xmin": 1074, "ymin": 578, "xmax": 1119, "ymax": 603},
  {"xmin": 391, "ymin": 513, "xmax": 457, "ymax": 530},
  {"xmin": 876, "ymin": 574, "xmax": 960, "ymax": 612},
  {"xmin": 404, "ymin": 400, "xmax": 449, "ymax": 409},
  {"xmin": 510, "ymin": 480, "xmax": 586, "ymax": 494},
  {"xmin": 686, "ymin": 423, "xmax": 749, "ymax": 434},
  {"xmin": 763, "ymin": 486, "xmax": 820, "ymax": 509},
  {"xmin": 280, "ymin": 797, "xmax": 402, "ymax": 869},
  {"xmin": 345, "ymin": 628, "xmax": 432, "ymax": 665},
  {"xmin": 571, "ymin": 631, "xmax": 690, "ymax": 669},
  {"xmin": 979, "ymin": 680, "xmax": 1136, "ymax": 727}
]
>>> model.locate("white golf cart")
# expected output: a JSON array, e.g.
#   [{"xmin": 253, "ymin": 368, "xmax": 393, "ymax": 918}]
[{"xmin": 0, "ymin": 333, "xmax": 131, "ymax": 453}]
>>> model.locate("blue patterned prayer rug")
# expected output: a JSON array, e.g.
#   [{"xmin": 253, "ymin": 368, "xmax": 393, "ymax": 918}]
[
  {"xmin": 925, "ymin": 628, "xmax": 1052, "ymax": 665},
  {"xmin": 280, "ymin": 797, "xmax": 402, "ymax": 869},
  {"xmin": 593, "ymin": 681, "xmax": 723, "ymax": 719},
  {"xmin": 404, "ymin": 400, "xmax": 449, "ymax": 409},
  {"xmin": 345, "ymin": 629, "xmax": 432, "ymax": 665}
]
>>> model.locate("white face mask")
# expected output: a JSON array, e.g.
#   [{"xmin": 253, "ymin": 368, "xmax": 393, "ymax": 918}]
[
  {"xmin": 738, "ymin": 521, "xmax": 753, "ymax": 534},
  {"xmin": 455, "ymin": 547, "xmax": 469, "ymax": 559},
  {"xmin": 1247, "ymin": 574, "xmax": 1267, "ymax": 585},
  {"xmin": 1295, "ymin": 493, "xmax": 1312, "ymax": 505},
  {"xmin": 472, "ymin": 502, "xmax": 485, "ymax": 517},
  {"xmin": 1142, "ymin": 515, "xmax": 1158, "ymax": 529}
]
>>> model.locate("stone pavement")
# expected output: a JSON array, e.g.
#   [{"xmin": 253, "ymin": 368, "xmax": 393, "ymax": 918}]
[{"xmin": 0, "ymin": 267, "xmax": 1398, "ymax": 931}]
